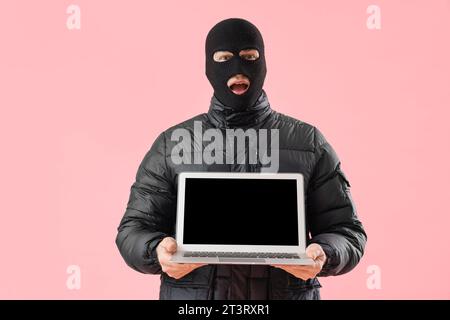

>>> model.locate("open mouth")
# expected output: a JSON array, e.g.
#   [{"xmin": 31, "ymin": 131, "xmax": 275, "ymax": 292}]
[{"xmin": 227, "ymin": 76, "xmax": 250, "ymax": 95}]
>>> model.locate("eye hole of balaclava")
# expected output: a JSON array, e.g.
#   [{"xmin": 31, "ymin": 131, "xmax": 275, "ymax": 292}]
[
  {"xmin": 205, "ymin": 18, "xmax": 267, "ymax": 110},
  {"xmin": 212, "ymin": 49, "xmax": 260, "ymax": 63}
]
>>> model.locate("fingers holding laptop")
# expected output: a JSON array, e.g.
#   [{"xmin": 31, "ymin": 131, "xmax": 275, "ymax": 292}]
[
  {"xmin": 272, "ymin": 243, "xmax": 327, "ymax": 280},
  {"xmin": 156, "ymin": 237, "xmax": 206, "ymax": 279}
]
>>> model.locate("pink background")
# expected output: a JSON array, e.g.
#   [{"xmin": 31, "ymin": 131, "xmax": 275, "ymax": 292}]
[{"xmin": 1, "ymin": 0, "xmax": 449, "ymax": 299}]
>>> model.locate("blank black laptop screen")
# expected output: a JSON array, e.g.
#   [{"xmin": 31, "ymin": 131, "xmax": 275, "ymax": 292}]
[{"xmin": 183, "ymin": 178, "xmax": 299, "ymax": 246}]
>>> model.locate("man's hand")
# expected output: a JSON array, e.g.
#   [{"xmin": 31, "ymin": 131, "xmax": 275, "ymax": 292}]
[
  {"xmin": 156, "ymin": 237, "xmax": 206, "ymax": 279},
  {"xmin": 272, "ymin": 243, "xmax": 327, "ymax": 280}
]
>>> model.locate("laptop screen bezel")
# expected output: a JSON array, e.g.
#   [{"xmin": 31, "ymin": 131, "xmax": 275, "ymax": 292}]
[{"xmin": 175, "ymin": 172, "xmax": 307, "ymax": 253}]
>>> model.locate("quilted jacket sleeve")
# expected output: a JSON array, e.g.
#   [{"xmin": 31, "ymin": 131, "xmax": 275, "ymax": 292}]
[
  {"xmin": 115, "ymin": 132, "xmax": 176, "ymax": 274},
  {"xmin": 307, "ymin": 127, "xmax": 367, "ymax": 277}
]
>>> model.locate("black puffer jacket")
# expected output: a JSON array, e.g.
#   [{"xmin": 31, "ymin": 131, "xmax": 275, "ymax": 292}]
[{"xmin": 116, "ymin": 91, "xmax": 367, "ymax": 300}]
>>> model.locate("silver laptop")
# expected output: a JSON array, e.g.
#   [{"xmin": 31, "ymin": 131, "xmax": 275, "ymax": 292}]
[{"xmin": 170, "ymin": 172, "xmax": 314, "ymax": 265}]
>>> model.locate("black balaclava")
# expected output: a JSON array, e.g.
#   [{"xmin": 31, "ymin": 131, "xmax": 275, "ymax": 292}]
[{"xmin": 205, "ymin": 18, "xmax": 267, "ymax": 110}]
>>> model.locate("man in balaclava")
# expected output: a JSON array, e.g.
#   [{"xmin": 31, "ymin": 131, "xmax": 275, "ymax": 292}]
[{"xmin": 116, "ymin": 18, "xmax": 367, "ymax": 300}]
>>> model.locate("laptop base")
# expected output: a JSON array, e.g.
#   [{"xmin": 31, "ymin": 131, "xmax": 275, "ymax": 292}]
[{"xmin": 171, "ymin": 252, "xmax": 315, "ymax": 265}]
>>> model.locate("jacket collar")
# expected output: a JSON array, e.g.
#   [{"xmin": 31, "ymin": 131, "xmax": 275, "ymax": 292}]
[{"xmin": 206, "ymin": 90, "xmax": 273, "ymax": 129}]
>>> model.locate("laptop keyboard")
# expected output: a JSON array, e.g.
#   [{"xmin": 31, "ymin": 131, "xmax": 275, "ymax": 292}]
[{"xmin": 183, "ymin": 251, "xmax": 300, "ymax": 259}]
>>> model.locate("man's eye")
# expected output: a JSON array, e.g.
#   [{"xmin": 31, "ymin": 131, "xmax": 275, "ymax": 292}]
[
  {"xmin": 218, "ymin": 55, "xmax": 231, "ymax": 62},
  {"xmin": 242, "ymin": 54, "xmax": 257, "ymax": 60},
  {"xmin": 213, "ymin": 51, "xmax": 234, "ymax": 62}
]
